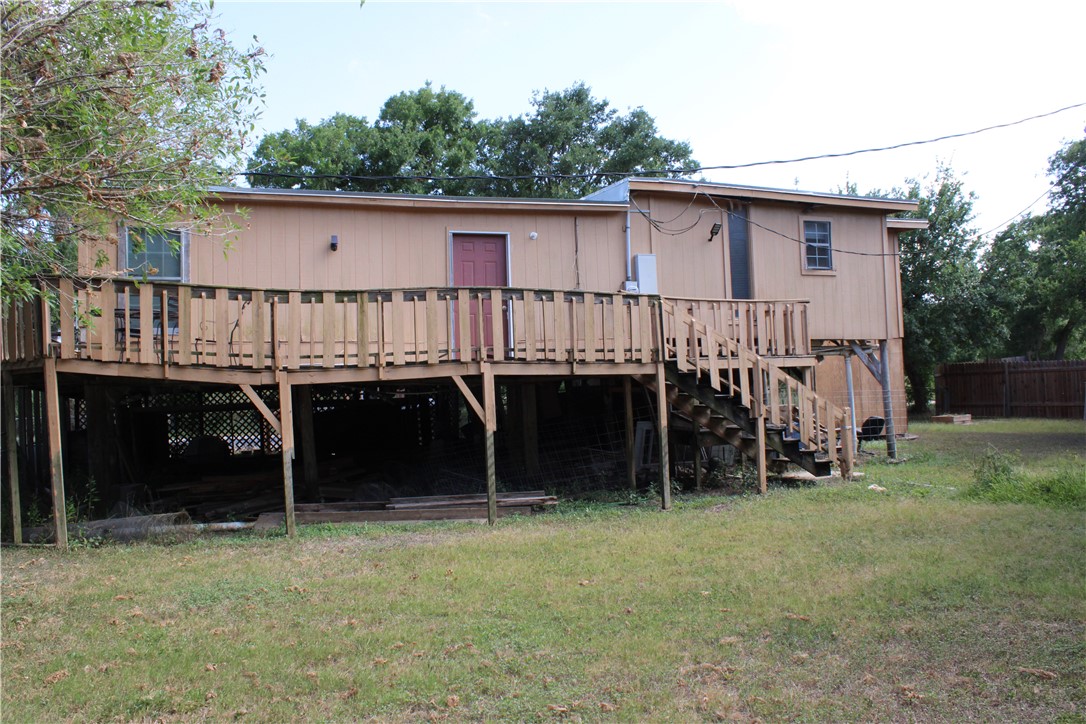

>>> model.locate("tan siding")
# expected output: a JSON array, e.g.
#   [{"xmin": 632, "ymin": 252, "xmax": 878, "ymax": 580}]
[{"xmin": 749, "ymin": 204, "xmax": 890, "ymax": 341}]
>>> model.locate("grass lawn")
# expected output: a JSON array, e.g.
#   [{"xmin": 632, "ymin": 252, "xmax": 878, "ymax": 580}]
[{"xmin": 3, "ymin": 419, "xmax": 1084, "ymax": 721}]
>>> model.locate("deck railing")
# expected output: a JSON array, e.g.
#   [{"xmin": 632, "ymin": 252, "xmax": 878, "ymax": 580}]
[
  {"xmin": 666, "ymin": 297, "xmax": 810, "ymax": 357},
  {"xmin": 3, "ymin": 278, "xmax": 662, "ymax": 369},
  {"xmin": 661, "ymin": 300, "xmax": 845, "ymax": 464}
]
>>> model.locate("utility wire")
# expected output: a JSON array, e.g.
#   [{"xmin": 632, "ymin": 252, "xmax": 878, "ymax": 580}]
[{"xmin": 241, "ymin": 101, "xmax": 1086, "ymax": 186}]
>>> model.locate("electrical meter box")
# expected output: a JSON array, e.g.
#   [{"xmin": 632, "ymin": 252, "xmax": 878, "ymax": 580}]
[{"xmin": 633, "ymin": 254, "xmax": 658, "ymax": 295}]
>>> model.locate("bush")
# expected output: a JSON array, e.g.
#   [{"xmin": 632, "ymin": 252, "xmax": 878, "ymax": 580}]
[{"xmin": 963, "ymin": 447, "xmax": 1085, "ymax": 510}]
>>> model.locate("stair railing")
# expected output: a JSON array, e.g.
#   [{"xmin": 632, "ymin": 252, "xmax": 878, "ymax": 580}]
[{"xmin": 661, "ymin": 299, "xmax": 853, "ymax": 469}]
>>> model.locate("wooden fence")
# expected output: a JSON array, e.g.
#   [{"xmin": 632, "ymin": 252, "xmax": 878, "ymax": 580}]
[{"xmin": 935, "ymin": 360, "xmax": 1086, "ymax": 419}]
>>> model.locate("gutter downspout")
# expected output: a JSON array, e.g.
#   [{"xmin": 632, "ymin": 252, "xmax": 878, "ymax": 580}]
[{"xmin": 625, "ymin": 208, "xmax": 632, "ymax": 283}]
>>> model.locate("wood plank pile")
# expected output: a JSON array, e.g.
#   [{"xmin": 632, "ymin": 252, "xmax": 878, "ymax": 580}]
[{"xmin": 253, "ymin": 490, "xmax": 557, "ymax": 531}]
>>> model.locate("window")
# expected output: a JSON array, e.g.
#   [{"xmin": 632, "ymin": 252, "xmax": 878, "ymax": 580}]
[
  {"xmin": 125, "ymin": 228, "xmax": 183, "ymax": 280},
  {"xmin": 803, "ymin": 220, "xmax": 832, "ymax": 271}
]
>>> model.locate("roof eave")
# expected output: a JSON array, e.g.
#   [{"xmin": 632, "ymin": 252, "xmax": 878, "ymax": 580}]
[{"xmin": 626, "ymin": 178, "xmax": 920, "ymax": 213}]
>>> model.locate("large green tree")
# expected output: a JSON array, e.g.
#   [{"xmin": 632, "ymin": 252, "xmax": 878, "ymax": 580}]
[
  {"xmin": 897, "ymin": 165, "xmax": 986, "ymax": 412},
  {"xmin": 249, "ymin": 85, "xmax": 482, "ymax": 195},
  {"xmin": 980, "ymin": 138, "xmax": 1086, "ymax": 360},
  {"xmin": 0, "ymin": 0, "xmax": 265, "ymax": 302},
  {"xmin": 246, "ymin": 82, "xmax": 697, "ymax": 197}
]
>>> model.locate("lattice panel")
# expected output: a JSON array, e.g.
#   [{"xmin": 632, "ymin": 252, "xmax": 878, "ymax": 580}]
[{"xmin": 122, "ymin": 388, "xmax": 282, "ymax": 458}]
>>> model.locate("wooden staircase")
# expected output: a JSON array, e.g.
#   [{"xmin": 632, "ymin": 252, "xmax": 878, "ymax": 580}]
[{"xmin": 644, "ymin": 301, "xmax": 854, "ymax": 485}]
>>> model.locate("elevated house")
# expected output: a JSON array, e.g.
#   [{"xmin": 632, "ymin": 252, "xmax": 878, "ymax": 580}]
[{"xmin": 1, "ymin": 178, "xmax": 923, "ymax": 546}]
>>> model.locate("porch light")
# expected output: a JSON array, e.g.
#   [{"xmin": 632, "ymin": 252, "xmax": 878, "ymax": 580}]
[
  {"xmin": 330, "ymin": 234, "xmax": 339, "ymax": 252},
  {"xmin": 708, "ymin": 223, "xmax": 722, "ymax": 243}
]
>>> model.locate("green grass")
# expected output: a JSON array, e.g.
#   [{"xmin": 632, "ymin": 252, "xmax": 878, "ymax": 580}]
[{"xmin": 2, "ymin": 419, "xmax": 1084, "ymax": 721}]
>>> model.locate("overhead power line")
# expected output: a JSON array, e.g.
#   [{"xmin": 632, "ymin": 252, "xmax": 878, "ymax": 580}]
[{"xmin": 241, "ymin": 101, "xmax": 1086, "ymax": 185}]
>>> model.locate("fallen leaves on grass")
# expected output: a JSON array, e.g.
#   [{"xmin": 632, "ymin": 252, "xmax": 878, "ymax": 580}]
[
  {"xmin": 445, "ymin": 695, "xmax": 460, "ymax": 708},
  {"xmin": 340, "ymin": 687, "xmax": 358, "ymax": 700},
  {"xmin": 44, "ymin": 669, "xmax": 69, "ymax": 685},
  {"xmin": 599, "ymin": 702, "xmax": 617, "ymax": 712},
  {"xmin": 719, "ymin": 636, "xmax": 742, "ymax": 645},
  {"xmin": 113, "ymin": 594, "xmax": 132, "ymax": 601},
  {"xmin": 205, "ymin": 663, "xmax": 218, "ymax": 672},
  {"xmin": 18, "ymin": 557, "xmax": 45, "ymax": 570},
  {"xmin": 898, "ymin": 685, "xmax": 924, "ymax": 704},
  {"xmin": 785, "ymin": 613, "xmax": 810, "ymax": 621},
  {"xmin": 546, "ymin": 704, "xmax": 569, "ymax": 713}
]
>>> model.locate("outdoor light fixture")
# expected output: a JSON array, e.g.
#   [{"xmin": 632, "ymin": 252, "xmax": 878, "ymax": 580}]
[
  {"xmin": 708, "ymin": 222, "xmax": 722, "ymax": 243},
  {"xmin": 529, "ymin": 231, "xmax": 539, "ymax": 240},
  {"xmin": 330, "ymin": 234, "xmax": 339, "ymax": 252}
]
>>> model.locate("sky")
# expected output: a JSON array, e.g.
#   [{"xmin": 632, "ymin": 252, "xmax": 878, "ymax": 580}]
[{"xmin": 212, "ymin": 0, "xmax": 1085, "ymax": 236}]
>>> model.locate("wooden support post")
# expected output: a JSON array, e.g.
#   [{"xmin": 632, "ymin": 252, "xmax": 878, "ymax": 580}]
[
  {"xmin": 43, "ymin": 358, "xmax": 67, "ymax": 549},
  {"xmin": 692, "ymin": 423, "xmax": 702, "ymax": 491},
  {"xmin": 654, "ymin": 362, "xmax": 671, "ymax": 510},
  {"xmin": 844, "ymin": 351, "xmax": 858, "ymax": 455},
  {"xmin": 624, "ymin": 376, "xmax": 636, "ymax": 490},
  {"xmin": 278, "ymin": 374, "xmax": 297, "ymax": 537},
  {"xmin": 482, "ymin": 362, "xmax": 498, "ymax": 525},
  {"xmin": 879, "ymin": 339, "xmax": 897, "ymax": 459},
  {"xmin": 295, "ymin": 385, "xmax": 320, "ymax": 500},
  {"xmin": 3, "ymin": 376, "xmax": 22, "ymax": 544},
  {"xmin": 755, "ymin": 414, "xmax": 767, "ymax": 495},
  {"xmin": 841, "ymin": 406, "xmax": 854, "ymax": 481},
  {"xmin": 522, "ymin": 382, "xmax": 539, "ymax": 478}
]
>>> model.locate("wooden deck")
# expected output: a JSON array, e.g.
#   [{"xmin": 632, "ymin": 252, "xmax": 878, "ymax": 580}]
[{"xmin": 2, "ymin": 278, "xmax": 849, "ymax": 547}]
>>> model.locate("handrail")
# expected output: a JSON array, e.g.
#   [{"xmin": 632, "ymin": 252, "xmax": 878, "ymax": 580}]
[
  {"xmin": 4, "ymin": 278, "xmax": 661, "ymax": 371},
  {"xmin": 660, "ymin": 299, "xmax": 852, "ymax": 468},
  {"xmin": 663, "ymin": 296, "xmax": 811, "ymax": 357}
]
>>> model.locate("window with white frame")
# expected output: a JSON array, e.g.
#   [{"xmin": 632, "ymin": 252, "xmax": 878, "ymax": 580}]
[
  {"xmin": 125, "ymin": 228, "xmax": 183, "ymax": 280},
  {"xmin": 803, "ymin": 220, "xmax": 832, "ymax": 271}
]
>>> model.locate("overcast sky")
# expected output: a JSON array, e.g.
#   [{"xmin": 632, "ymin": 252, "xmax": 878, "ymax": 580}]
[{"xmin": 213, "ymin": 0, "xmax": 1085, "ymax": 236}]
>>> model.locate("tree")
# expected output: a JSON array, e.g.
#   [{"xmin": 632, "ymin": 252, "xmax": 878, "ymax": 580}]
[
  {"xmin": 481, "ymin": 83, "xmax": 698, "ymax": 198},
  {"xmin": 897, "ymin": 165, "xmax": 986, "ymax": 412},
  {"xmin": 1, "ymin": 0, "xmax": 265, "ymax": 302},
  {"xmin": 248, "ymin": 84, "xmax": 483, "ymax": 195},
  {"xmin": 246, "ymin": 82, "xmax": 697, "ymax": 198},
  {"xmin": 980, "ymin": 138, "xmax": 1086, "ymax": 360}
]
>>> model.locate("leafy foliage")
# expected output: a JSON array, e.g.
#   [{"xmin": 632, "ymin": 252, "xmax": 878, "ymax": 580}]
[
  {"xmin": 896, "ymin": 165, "xmax": 985, "ymax": 411},
  {"xmin": 247, "ymin": 82, "xmax": 697, "ymax": 198},
  {"xmin": 0, "ymin": 0, "xmax": 265, "ymax": 302},
  {"xmin": 980, "ymin": 138, "xmax": 1086, "ymax": 360}
]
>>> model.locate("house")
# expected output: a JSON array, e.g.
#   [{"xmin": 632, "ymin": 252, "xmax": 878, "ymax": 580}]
[{"xmin": 1, "ymin": 177, "xmax": 924, "ymax": 546}]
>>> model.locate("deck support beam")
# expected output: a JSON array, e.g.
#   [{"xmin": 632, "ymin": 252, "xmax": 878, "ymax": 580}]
[
  {"xmin": 482, "ymin": 362, "xmax": 498, "ymax": 525},
  {"xmin": 624, "ymin": 376, "xmax": 636, "ymax": 490},
  {"xmin": 238, "ymin": 384, "xmax": 281, "ymax": 435},
  {"xmin": 3, "ymin": 375, "xmax": 22, "ymax": 544},
  {"xmin": 452, "ymin": 375, "xmax": 485, "ymax": 425},
  {"xmin": 277, "ymin": 374, "xmax": 297, "ymax": 537},
  {"xmin": 654, "ymin": 362, "xmax": 671, "ymax": 510},
  {"xmin": 43, "ymin": 358, "xmax": 67, "ymax": 549}
]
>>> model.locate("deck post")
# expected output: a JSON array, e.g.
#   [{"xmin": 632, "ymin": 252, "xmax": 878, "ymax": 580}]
[
  {"xmin": 624, "ymin": 376, "xmax": 636, "ymax": 490},
  {"xmin": 654, "ymin": 362, "xmax": 671, "ymax": 510},
  {"xmin": 2, "ymin": 375, "xmax": 22, "ymax": 544},
  {"xmin": 278, "ymin": 374, "xmax": 297, "ymax": 537},
  {"xmin": 482, "ymin": 362, "xmax": 498, "ymax": 525},
  {"xmin": 755, "ymin": 414, "xmax": 768, "ymax": 494},
  {"xmin": 844, "ymin": 351, "xmax": 858, "ymax": 454},
  {"xmin": 879, "ymin": 339, "xmax": 897, "ymax": 459},
  {"xmin": 295, "ymin": 385, "xmax": 320, "ymax": 500},
  {"xmin": 692, "ymin": 424, "xmax": 703, "ymax": 491},
  {"xmin": 43, "ymin": 358, "xmax": 67, "ymax": 549}
]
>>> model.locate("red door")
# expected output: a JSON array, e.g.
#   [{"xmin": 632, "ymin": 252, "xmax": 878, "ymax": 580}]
[{"xmin": 452, "ymin": 234, "xmax": 507, "ymax": 358}]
